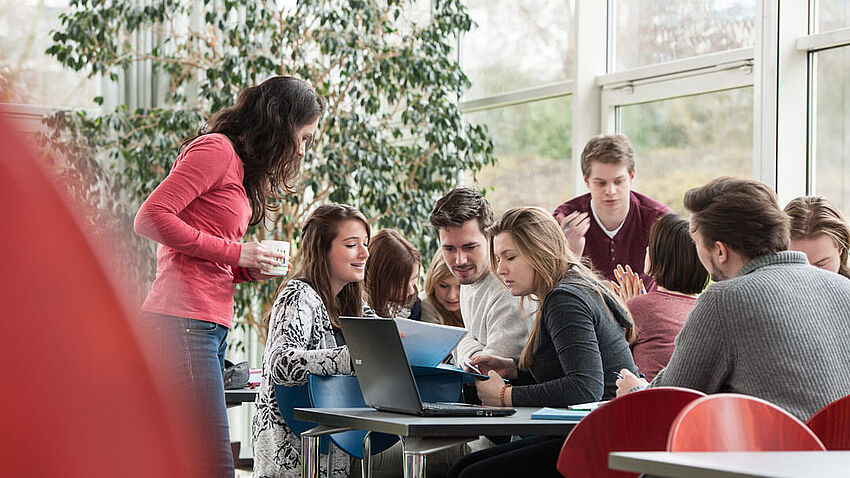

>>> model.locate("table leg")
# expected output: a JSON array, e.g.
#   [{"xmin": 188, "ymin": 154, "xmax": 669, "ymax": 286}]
[
  {"xmin": 302, "ymin": 434, "xmax": 321, "ymax": 478},
  {"xmin": 401, "ymin": 437, "xmax": 477, "ymax": 478},
  {"xmin": 403, "ymin": 452, "xmax": 426, "ymax": 478},
  {"xmin": 300, "ymin": 425, "xmax": 354, "ymax": 478}
]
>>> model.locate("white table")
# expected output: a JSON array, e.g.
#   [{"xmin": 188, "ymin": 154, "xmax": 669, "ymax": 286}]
[
  {"xmin": 608, "ymin": 451, "xmax": 850, "ymax": 478},
  {"xmin": 294, "ymin": 407, "xmax": 581, "ymax": 478}
]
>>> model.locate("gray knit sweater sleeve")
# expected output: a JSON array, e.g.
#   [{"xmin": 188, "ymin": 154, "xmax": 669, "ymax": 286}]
[
  {"xmin": 652, "ymin": 286, "xmax": 732, "ymax": 391},
  {"xmin": 649, "ymin": 252, "xmax": 850, "ymax": 421}
]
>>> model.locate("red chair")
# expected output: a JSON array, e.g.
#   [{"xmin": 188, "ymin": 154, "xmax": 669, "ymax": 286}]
[
  {"xmin": 667, "ymin": 394, "xmax": 825, "ymax": 452},
  {"xmin": 556, "ymin": 387, "xmax": 706, "ymax": 478},
  {"xmin": 0, "ymin": 116, "xmax": 199, "ymax": 476},
  {"xmin": 807, "ymin": 394, "xmax": 850, "ymax": 450}
]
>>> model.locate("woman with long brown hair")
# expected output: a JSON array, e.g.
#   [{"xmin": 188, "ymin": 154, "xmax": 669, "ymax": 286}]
[
  {"xmin": 253, "ymin": 203, "xmax": 371, "ymax": 477},
  {"xmin": 134, "ymin": 76, "xmax": 325, "ymax": 477},
  {"xmin": 450, "ymin": 207, "xmax": 637, "ymax": 478},
  {"xmin": 364, "ymin": 229, "xmax": 422, "ymax": 319}
]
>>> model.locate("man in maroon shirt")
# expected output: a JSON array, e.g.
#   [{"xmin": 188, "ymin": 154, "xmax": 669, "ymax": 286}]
[{"xmin": 553, "ymin": 133, "xmax": 669, "ymax": 289}]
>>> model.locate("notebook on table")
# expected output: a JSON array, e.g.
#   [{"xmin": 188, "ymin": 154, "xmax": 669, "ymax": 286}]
[
  {"xmin": 530, "ymin": 407, "xmax": 591, "ymax": 420},
  {"xmin": 339, "ymin": 317, "xmax": 516, "ymax": 417}
]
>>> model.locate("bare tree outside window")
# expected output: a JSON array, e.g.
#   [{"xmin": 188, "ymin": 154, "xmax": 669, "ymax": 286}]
[
  {"xmin": 814, "ymin": 47, "xmax": 850, "ymax": 214},
  {"xmin": 613, "ymin": 0, "xmax": 755, "ymax": 71},
  {"xmin": 620, "ymin": 87, "xmax": 754, "ymax": 213},
  {"xmin": 0, "ymin": 0, "xmax": 98, "ymax": 107},
  {"xmin": 461, "ymin": 0, "xmax": 574, "ymax": 100}
]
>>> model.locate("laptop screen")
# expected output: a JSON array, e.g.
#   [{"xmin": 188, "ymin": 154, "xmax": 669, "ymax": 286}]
[{"xmin": 340, "ymin": 317, "xmax": 425, "ymax": 414}]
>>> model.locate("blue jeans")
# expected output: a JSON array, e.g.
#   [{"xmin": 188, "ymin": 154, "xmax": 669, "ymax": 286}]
[{"xmin": 142, "ymin": 312, "xmax": 235, "ymax": 478}]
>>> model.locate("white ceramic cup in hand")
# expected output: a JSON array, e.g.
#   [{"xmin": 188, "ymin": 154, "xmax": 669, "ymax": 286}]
[{"xmin": 260, "ymin": 240, "xmax": 290, "ymax": 276}]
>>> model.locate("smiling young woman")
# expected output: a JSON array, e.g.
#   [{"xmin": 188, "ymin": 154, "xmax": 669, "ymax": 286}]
[{"xmin": 253, "ymin": 203, "xmax": 372, "ymax": 478}]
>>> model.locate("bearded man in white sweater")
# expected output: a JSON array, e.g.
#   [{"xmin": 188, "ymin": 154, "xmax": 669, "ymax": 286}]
[{"xmin": 429, "ymin": 187, "xmax": 532, "ymax": 367}]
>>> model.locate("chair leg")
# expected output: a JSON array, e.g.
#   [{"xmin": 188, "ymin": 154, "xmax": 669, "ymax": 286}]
[
  {"xmin": 326, "ymin": 443, "xmax": 333, "ymax": 478},
  {"xmin": 362, "ymin": 431, "xmax": 372, "ymax": 478}
]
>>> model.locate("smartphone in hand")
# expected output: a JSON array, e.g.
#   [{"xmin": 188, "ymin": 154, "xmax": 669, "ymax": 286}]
[{"xmin": 464, "ymin": 360, "xmax": 483, "ymax": 375}]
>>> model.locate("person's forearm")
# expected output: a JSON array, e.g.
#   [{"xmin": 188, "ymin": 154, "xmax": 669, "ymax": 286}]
[{"xmin": 455, "ymin": 333, "xmax": 485, "ymax": 365}]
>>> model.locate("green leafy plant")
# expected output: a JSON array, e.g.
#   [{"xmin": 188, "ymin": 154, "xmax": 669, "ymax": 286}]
[{"xmin": 42, "ymin": 0, "xmax": 495, "ymax": 343}]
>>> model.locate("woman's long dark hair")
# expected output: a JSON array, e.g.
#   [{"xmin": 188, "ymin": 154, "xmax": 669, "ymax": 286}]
[
  {"xmin": 265, "ymin": 204, "xmax": 370, "ymax": 331},
  {"xmin": 182, "ymin": 76, "xmax": 326, "ymax": 226},
  {"xmin": 365, "ymin": 229, "xmax": 421, "ymax": 317}
]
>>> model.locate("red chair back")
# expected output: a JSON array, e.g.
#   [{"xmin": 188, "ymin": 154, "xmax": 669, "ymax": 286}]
[
  {"xmin": 667, "ymin": 393, "xmax": 826, "ymax": 452},
  {"xmin": 0, "ymin": 116, "xmax": 199, "ymax": 476},
  {"xmin": 556, "ymin": 387, "xmax": 706, "ymax": 478},
  {"xmin": 806, "ymin": 394, "xmax": 850, "ymax": 450}
]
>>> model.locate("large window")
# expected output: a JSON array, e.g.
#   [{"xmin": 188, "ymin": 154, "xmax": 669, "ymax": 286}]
[
  {"xmin": 812, "ymin": 46, "xmax": 850, "ymax": 213},
  {"xmin": 465, "ymin": 95, "xmax": 573, "ymax": 215},
  {"xmin": 612, "ymin": 0, "xmax": 755, "ymax": 71},
  {"xmin": 0, "ymin": 0, "xmax": 99, "ymax": 108},
  {"xmin": 460, "ymin": 0, "xmax": 575, "ymax": 215},
  {"xmin": 620, "ymin": 87, "xmax": 753, "ymax": 212},
  {"xmin": 817, "ymin": 0, "xmax": 850, "ymax": 33},
  {"xmin": 461, "ymin": 0, "xmax": 573, "ymax": 100}
]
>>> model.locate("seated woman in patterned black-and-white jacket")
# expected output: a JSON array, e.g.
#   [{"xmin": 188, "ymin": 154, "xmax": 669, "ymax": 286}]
[{"xmin": 253, "ymin": 203, "xmax": 372, "ymax": 478}]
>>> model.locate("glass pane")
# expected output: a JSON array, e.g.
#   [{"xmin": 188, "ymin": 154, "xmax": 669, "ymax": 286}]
[
  {"xmin": 613, "ymin": 0, "xmax": 756, "ymax": 71},
  {"xmin": 619, "ymin": 87, "xmax": 753, "ymax": 213},
  {"xmin": 817, "ymin": 0, "xmax": 850, "ymax": 33},
  {"xmin": 462, "ymin": 0, "xmax": 574, "ymax": 100},
  {"xmin": 813, "ymin": 47, "xmax": 850, "ymax": 214},
  {"xmin": 0, "ymin": 0, "xmax": 100, "ymax": 108},
  {"xmin": 463, "ymin": 95, "xmax": 573, "ymax": 216}
]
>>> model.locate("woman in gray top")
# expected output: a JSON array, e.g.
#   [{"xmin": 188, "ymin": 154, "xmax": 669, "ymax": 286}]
[{"xmin": 450, "ymin": 207, "xmax": 637, "ymax": 478}]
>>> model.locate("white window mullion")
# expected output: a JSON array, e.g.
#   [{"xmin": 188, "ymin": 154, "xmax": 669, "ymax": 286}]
[
  {"xmin": 572, "ymin": 0, "xmax": 608, "ymax": 194},
  {"xmin": 755, "ymin": 0, "xmax": 809, "ymax": 204}
]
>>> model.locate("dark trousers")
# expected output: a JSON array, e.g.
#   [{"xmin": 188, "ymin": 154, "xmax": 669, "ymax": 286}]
[
  {"xmin": 447, "ymin": 435, "xmax": 565, "ymax": 478},
  {"xmin": 142, "ymin": 312, "xmax": 235, "ymax": 478}
]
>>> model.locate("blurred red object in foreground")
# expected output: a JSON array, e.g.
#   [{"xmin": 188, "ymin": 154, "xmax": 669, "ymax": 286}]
[{"xmin": 0, "ymin": 115, "xmax": 200, "ymax": 476}]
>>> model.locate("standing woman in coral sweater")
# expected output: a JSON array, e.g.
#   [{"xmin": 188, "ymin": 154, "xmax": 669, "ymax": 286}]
[{"xmin": 134, "ymin": 76, "xmax": 325, "ymax": 477}]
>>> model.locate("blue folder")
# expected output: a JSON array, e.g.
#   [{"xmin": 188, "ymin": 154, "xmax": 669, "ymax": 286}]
[
  {"xmin": 530, "ymin": 407, "xmax": 591, "ymax": 420},
  {"xmin": 395, "ymin": 318, "xmax": 467, "ymax": 367}
]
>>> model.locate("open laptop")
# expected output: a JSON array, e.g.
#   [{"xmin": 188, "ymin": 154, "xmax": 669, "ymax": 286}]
[{"xmin": 340, "ymin": 317, "xmax": 516, "ymax": 417}]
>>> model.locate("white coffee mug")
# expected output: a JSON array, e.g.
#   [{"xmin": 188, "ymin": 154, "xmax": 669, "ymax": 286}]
[{"xmin": 260, "ymin": 240, "xmax": 290, "ymax": 276}]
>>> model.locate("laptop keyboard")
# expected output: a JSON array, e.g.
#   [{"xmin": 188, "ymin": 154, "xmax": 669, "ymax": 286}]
[{"xmin": 422, "ymin": 402, "xmax": 472, "ymax": 410}]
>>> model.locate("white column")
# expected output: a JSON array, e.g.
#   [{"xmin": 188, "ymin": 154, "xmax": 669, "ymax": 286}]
[
  {"xmin": 571, "ymin": 0, "xmax": 608, "ymax": 194},
  {"xmin": 754, "ymin": 0, "xmax": 809, "ymax": 202}
]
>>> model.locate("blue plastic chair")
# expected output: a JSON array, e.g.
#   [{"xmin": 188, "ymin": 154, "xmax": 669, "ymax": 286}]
[
  {"xmin": 273, "ymin": 382, "xmax": 331, "ymax": 454},
  {"xmin": 307, "ymin": 375, "xmax": 399, "ymax": 459},
  {"xmin": 275, "ymin": 372, "xmax": 463, "ymax": 476}
]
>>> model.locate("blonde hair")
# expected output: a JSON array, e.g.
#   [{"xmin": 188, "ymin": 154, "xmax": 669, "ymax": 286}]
[
  {"xmin": 423, "ymin": 253, "xmax": 464, "ymax": 327},
  {"xmin": 489, "ymin": 207, "xmax": 635, "ymax": 370},
  {"xmin": 785, "ymin": 196, "xmax": 850, "ymax": 278}
]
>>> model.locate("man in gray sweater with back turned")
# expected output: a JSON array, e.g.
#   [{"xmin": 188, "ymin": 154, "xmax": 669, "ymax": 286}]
[{"xmin": 617, "ymin": 177, "xmax": 850, "ymax": 421}]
